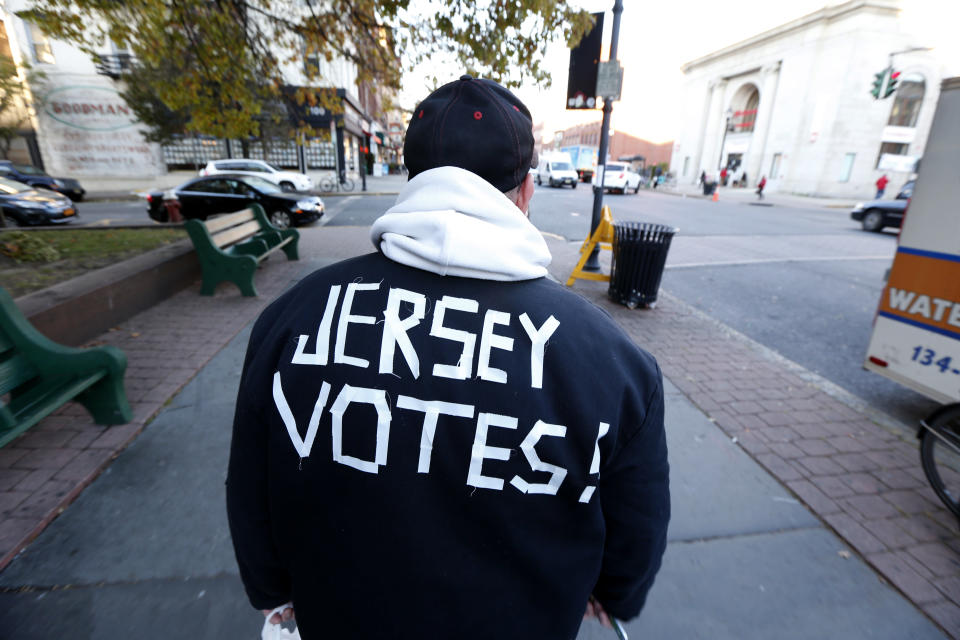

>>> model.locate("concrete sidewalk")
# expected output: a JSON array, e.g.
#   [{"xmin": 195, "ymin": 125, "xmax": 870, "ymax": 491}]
[
  {"xmin": 654, "ymin": 182, "xmax": 859, "ymax": 209},
  {"xmin": 0, "ymin": 225, "xmax": 957, "ymax": 638}
]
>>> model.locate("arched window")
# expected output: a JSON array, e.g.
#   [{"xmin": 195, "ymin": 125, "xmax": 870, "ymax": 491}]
[
  {"xmin": 729, "ymin": 84, "xmax": 759, "ymax": 133},
  {"xmin": 887, "ymin": 74, "xmax": 925, "ymax": 128}
]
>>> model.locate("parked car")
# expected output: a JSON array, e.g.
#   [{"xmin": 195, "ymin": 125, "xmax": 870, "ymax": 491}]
[
  {"xmin": 0, "ymin": 160, "xmax": 85, "ymax": 201},
  {"xmin": 850, "ymin": 180, "xmax": 914, "ymax": 232},
  {"xmin": 200, "ymin": 159, "xmax": 312, "ymax": 192},
  {"xmin": 146, "ymin": 174, "xmax": 323, "ymax": 228},
  {"xmin": 0, "ymin": 177, "xmax": 77, "ymax": 226},
  {"xmin": 597, "ymin": 163, "xmax": 642, "ymax": 194},
  {"xmin": 536, "ymin": 158, "xmax": 579, "ymax": 188}
]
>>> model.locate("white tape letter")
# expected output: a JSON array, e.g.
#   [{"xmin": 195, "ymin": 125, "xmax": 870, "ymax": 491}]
[
  {"xmin": 329, "ymin": 384, "xmax": 391, "ymax": 474},
  {"xmin": 467, "ymin": 412, "xmax": 518, "ymax": 491},
  {"xmin": 334, "ymin": 282, "xmax": 380, "ymax": 368},
  {"xmin": 431, "ymin": 296, "xmax": 480, "ymax": 380},
  {"xmin": 519, "ymin": 313, "xmax": 560, "ymax": 389},
  {"xmin": 579, "ymin": 422, "xmax": 610, "ymax": 503},
  {"xmin": 477, "ymin": 310, "xmax": 513, "ymax": 384},
  {"xmin": 272, "ymin": 371, "xmax": 330, "ymax": 458},
  {"xmin": 379, "ymin": 287, "xmax": 427, "ymax": 379},
  {"xmin": 510, "ymin": 420, "xmax": 568, "ymax": 495},
  {"xmin": 396, "ymin": 395, "xmax": 475, "ymax": 473},
  {"xmin": 292, "ymin": 285, "xmax": 341, "ymax": 365}
]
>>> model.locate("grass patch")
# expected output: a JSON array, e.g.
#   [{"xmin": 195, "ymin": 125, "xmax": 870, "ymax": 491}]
[{"xmin": 1, "ymin": 228, "xmax": 187, "ymax": 298}]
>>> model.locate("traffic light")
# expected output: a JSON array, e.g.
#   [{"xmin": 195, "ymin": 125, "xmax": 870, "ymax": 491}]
[
  {"xmin": 884, "ymin": 70, "xmax": 901, "ymax": 98},
  {"xmin": 870, "ymin": 70, "xmax": 886, "ymax": 99}
]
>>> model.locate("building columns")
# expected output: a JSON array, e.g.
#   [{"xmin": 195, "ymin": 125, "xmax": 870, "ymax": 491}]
[
  {"xmin": 699, "ymin": 79, "xmax": 728, "ymax": 180},
  {"xmin": 747, "ymin": 61, "xmax": 781, "ymax": 186}
]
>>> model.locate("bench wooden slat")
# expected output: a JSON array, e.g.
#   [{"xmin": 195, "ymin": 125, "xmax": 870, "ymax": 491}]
[
  {"xmin": 205, "ymin": 209, "xmax": 255, "ymax": 234},
  {"xmin": 0, "ymin": 352, "xmax": 39, "ymax": 396},
  {"xmin": 255, "ymin": 235, "xmax": 294, "ymax": 262},
  {"xmin": 214, "ymin": 220, "xmax": 263, "ymax": 249}
]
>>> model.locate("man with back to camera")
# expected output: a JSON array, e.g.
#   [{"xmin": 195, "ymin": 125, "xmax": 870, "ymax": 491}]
[{"xmin": 226, "ymin": 75, "xmax": 670, "ymax": 639}]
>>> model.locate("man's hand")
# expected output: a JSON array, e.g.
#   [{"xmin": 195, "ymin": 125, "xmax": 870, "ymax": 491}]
[
  {"xmin": 583, "ymin": 595, "xmax": 613, "ymax": 628},
  {"xmin": 262, "ymin": 606, "xmax": 295, "ymax": 625}
]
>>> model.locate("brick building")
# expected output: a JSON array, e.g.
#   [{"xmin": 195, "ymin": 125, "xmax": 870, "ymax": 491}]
[{"xmin": 553, "ymin": 122, "xmax": 672, "ymax": 170}]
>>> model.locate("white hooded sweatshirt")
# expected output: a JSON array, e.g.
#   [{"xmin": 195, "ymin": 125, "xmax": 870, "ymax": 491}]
[{"xmin": 369, "ymin": 166, "xmax": 552, "ymax": 282}]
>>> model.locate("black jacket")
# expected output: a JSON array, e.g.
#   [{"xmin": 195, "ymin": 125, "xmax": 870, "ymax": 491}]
[{"xmin": 227, "ymin": 251, "xmax": 669, "ymax": 639}]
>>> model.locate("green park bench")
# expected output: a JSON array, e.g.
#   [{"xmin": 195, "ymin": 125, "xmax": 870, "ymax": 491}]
[
  {"xmin": 0, "ymin": 286, "xmax": 132, "ymax": 448},
  {"xmin": 184, "ymin": 204, "xmax": 299, "ymax": 297}
]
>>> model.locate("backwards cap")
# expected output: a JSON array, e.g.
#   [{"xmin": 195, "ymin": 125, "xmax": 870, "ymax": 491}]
[{"xmin": 404, "ymin": 75, "xmax": 535, "ymax": 192}]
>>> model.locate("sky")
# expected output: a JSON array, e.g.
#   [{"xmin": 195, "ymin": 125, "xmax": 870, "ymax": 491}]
[{"xmin": 399, "ymin": 0, "xmax": 960, "ymax": 145}]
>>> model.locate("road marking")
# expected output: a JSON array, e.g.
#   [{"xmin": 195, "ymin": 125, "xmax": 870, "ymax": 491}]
[
  {"xmin": 666, "ymin": 255, "xmax": 893, "ymax": 269},
  {"xmin": 318, "ymin": 196, "xmax": 359, "ymax": 226}
]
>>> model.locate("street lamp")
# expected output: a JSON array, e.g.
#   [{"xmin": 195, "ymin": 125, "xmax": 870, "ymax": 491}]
[{"xmin": 717, "ymin": 107, "xmax": 733, "ymax": 171}]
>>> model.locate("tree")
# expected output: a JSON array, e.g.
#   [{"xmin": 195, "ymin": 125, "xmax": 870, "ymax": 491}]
[
  {"xmin": 18, "ymin": 0, "xmax": 592, "ymax": 141},
  {"xmin": 0, "ymin": 57, "xmax": 44, "ymax": 159}
]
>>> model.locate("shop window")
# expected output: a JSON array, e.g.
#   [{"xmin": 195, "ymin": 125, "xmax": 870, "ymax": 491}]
[
  {"xmin": 28, "ymin": 23, "xmax": 54, "ymax": 64},
  {"xmin": 875, "ymin": 142, "xmax": 908, "ymax": 168},
  {"xmin": 887, "ymin": 74, "xmax": 924, "ymax": 128}
]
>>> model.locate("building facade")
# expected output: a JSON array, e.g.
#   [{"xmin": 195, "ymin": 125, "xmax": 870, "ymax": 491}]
[
  {"xmin": 552, "ymin": 122, "xmax": 672, "ymax": 170},
  {"xmin": 0, "ymin": 0, "xmax": 397, "ymax": 183},
  {"xmin": 669, "ymin": 0, "xmax": 956, "ymax": 197}
]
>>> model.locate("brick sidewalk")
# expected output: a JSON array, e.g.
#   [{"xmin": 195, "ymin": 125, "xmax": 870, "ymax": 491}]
[
  {"xmin": 0, "ymin": 257, "xmax": 304, "ymax": 571},
  {"xmin": 2, "ymin": 225, "xmax": 958, "ymax": 636},
  {"xmin": 553, "ymin": 257, "xmax": 960, "ymax": 636}
]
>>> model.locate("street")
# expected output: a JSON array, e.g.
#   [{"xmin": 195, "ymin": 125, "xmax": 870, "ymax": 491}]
[
  {"xmin": 317, "ymin": 184, "xmax": 937, "ymax": 430},
  {"xmin": 71, "ymin": 185, "xmax": 935, "ymax": 432}
]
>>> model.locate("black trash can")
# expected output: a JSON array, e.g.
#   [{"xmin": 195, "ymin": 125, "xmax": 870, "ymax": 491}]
[
  {"xmin": 702, "ymin": 181, "xmax": 716, "ymax": 196},
  {"xmin": 608, "ymin": 222, "xmax": 678, "ymax": 309}
]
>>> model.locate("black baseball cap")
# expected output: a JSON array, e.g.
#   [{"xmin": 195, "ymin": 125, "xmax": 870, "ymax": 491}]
[{"xmin": 404, "ymin": 75, "xmax": 535, "ymax": 192}]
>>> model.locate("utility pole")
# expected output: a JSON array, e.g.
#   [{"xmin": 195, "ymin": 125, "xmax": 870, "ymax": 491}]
[{"xmin": 583, "ymin": 0, "xmax": 622, "ymax": 272}]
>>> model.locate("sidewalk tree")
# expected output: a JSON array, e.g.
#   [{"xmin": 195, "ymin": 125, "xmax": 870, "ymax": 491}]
[{"xmin": 18, "ymin": 0, "xmax": 592, "ymax": 141}]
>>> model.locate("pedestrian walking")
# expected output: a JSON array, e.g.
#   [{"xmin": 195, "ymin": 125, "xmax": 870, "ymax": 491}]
[
  {"xmin": 720, "ymin": 166, "xmax": 728, "ymax": 186},
  {"xmin": 699, "ymin": 169, "xmax": 706, "ymax": 187},
  {"xmin": 876, "ymin": 174, "xmax": 889, "ymax": 199},
  {"xmin": 226, "ymin": 75, "xmax": 670, "ymax": 640},
  {"xmin": 756, "ymin": 175, "xmax": 767, "ymax": 200},
  {"xmin": 742, "ymin": 171, "xmax": 748, "ymax": 188}
]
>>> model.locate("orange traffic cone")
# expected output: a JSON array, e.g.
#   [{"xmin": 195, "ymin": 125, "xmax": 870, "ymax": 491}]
[{"xmin": 711, "ymin": 190, "xmax": 719, "ymax": 202}]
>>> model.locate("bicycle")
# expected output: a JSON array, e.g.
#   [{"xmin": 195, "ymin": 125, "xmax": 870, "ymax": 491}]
[
  {"xmin": 318, "ymin": 174, "xmax": 355, "ymax": 193},
  {"xmin": 918, "ymin": 403, "xmax": 960, "ymax": 525}
]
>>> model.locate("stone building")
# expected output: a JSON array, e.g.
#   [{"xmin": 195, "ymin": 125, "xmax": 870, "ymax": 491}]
[{"xmin": 669, "ymin": 0, "xmax": 957, "ymax": 197}]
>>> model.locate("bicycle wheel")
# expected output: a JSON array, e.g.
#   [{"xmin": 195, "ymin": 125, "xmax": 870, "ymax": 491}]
[
  {"xmin": 341, "ymin": 177, "xmax": 355, "ymax": 192},
  {"xmin": 920, "ymin": 403, "xmax": 960, "ymax": 520}
]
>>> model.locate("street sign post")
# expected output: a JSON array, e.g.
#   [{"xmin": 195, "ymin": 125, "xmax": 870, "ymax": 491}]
[{"xmin": 596, "ymin": 61, "xmax": 623, "ymax": 100}]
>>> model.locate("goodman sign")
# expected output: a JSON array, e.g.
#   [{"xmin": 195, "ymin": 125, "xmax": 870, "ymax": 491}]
[{"xmin": 43, "ymin": 85, "xmax": 136, "ymax": 131}]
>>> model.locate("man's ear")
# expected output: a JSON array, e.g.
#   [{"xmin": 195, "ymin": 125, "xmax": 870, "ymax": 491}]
[{"xmin": 515, "ymin": 173, "xmax": 535, "ymax": 215}]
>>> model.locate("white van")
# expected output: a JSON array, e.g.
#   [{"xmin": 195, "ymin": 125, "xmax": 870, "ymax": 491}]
[{"xmin": 536, "ymin": 155, "xmax": 579, "ymax": 189}]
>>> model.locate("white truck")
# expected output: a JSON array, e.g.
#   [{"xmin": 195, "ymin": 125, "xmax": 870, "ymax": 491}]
[
  {"xmin": 536, "ymin": 152, "xmax": 579, "ymax": 189},
  {"xmin": 862, "ymin": 77, "xmax": 960, "ymax": 522},
  {"xmin": 864, "ymin": 77, "xmax": 960, "ymax": 405}
]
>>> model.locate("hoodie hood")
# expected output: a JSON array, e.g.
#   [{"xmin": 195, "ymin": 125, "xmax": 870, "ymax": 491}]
[{"xmin": 370, "ymin": 167, "xmax": 551, "ymax": 281}]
